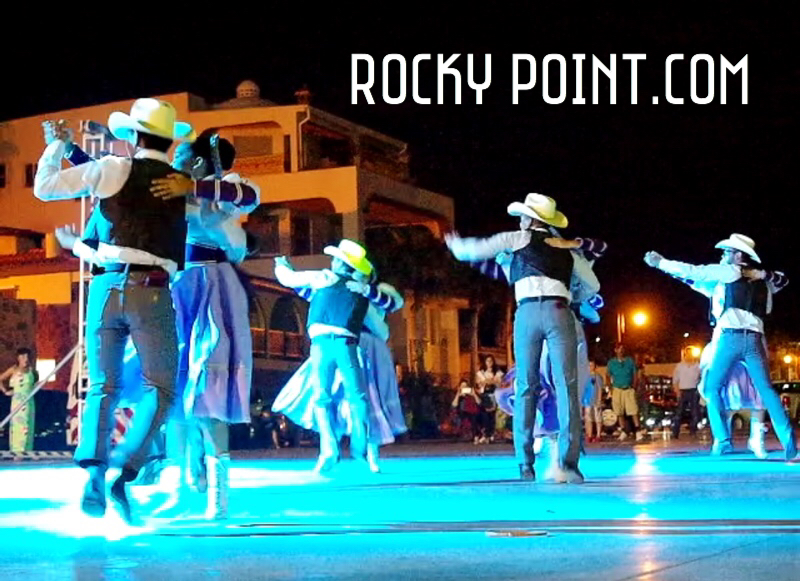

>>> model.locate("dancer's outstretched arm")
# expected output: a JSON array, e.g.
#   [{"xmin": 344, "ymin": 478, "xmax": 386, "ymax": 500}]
[{"xmin": 644, "ymin": 251, "xmax": 741, "ymax": 283}]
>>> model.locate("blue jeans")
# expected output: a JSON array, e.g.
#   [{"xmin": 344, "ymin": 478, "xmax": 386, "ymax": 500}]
[
  {"xmin": 512, "ymin": 299, "xmax": 581, "ymax": 468},
  {"xmin": 75, "ymin": 271, "xmax": 178, "ymax": 471},
  {"xmin": 310, "ymin": 335, "xmax": 369, "ymax": 461},
  {"xmin": 704, "ymin": 330, "xmax": 795, "ymax": 451}
]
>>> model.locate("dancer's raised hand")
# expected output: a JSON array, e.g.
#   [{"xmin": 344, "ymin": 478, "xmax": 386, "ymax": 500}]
[
  {"xmin": 274, "ymin": 256, "xmax": 292, "ymax": 270},
  {"xmin": 444, "ymin": 231, "xmax": 461, "ymax": 249},
  {"xmin": 544, "ymin": 237, "xmax": 579, "ymax": 249},
  {"xmin": 151, "ymin": 174, "xmax": 194, "ymax": 200},
  {"xmin": 42, "ymin": 120, "xmax": 73, "ymax": 145},
  {"xmin": 345, "ymin": 280, "xmax": 369, "ymax": 295},
  {"xmin": 644, "ymin": 251, "xmax": 663, "ymax": 268},
  {"xmin": 54, "ymin": 224, "xmax": 78, "ymax": 249}
]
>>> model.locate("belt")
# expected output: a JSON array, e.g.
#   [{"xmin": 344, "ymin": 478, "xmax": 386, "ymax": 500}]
[
  {"xmin": 517, "ymin": 296, "xmax": 568, "ymax": 307},
  {"xmin": 185, "ymin": 244, "xmax": 228, "ymax": 264},
  {"xmin": 722, "ymin": 328, "xmax": 762, "ymax": 335},
  {"xmin": 312, "ymin": 334, "xmax": 358, "ymax": 345},
  {"xmin": 92, "ymin": 264, "xmax": 170, "ymax": 288}
]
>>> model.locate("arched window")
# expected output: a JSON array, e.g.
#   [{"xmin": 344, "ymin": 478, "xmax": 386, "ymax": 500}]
[{"xmin": 269, "ymin": 296, "xmax": 300, "ymax": 332}]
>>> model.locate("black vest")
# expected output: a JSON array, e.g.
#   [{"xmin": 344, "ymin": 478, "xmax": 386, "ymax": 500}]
[
  {"xmin": 509, "ymin": 230, "xmax": 573, "ymax": 287},
  {"xmin": 307, "ymin": 278, "xmax": 369, "ymax": 336},
  {"xmin": 723, "ymin": 278, "xmax": 769, "ymax": 319},
  {"xmin": 95, "ymin": 158, "xmax": 187, "ymax": 269}
]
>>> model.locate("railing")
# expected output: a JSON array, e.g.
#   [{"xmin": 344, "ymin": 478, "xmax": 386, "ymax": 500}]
[{"xmin": 0, "ymin": 343, "xmax": 79, "ymax": 431}]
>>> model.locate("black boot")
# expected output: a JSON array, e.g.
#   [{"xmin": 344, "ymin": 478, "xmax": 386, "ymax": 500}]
[
  {"xmin": 110, "ymin": 466, "xmax": 138, "ymax": 524},
  {"xmin": 519, "ymin": 463, "xmax": 535, "ymax": 481},
  {"xmin": 81, "ymin": 464, "xmax": 107, "ymax": 517}
]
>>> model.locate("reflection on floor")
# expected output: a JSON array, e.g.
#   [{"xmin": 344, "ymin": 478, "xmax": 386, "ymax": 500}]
[{"xmin": 0, "ymin": 436, "xmax": 798, "ymax": 580}]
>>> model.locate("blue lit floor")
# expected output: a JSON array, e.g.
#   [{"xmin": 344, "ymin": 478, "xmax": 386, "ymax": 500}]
[{"xmin": 0, "ymin": 433, "xmax": 799, "ymax": 580}]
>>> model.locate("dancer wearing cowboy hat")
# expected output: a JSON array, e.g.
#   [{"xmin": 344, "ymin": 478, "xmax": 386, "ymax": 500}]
[
  {"xmin": 470, "ymin": 232, "xmax": 607, "ymax": 479},
  {"xmin": 644, "ymin": 234, "xmax": 797, "ymax": 460},
  {"xmin": 273, "ymin": 240, "xmax": 386, "ymax": 472},
  {"xmin": 273, "ymin": 276, "xmax": 406, "ymax": 473},
  {"xmin": 446, "ymin": 193, "xmax": 599, "ymax": 483},
  {"xmin": 33, "ymin": 98, "xmax": 196, "ymax": 522},
  {"xmin": 44, "ymin": 119, "xmax": 260, "ymax": 520}
]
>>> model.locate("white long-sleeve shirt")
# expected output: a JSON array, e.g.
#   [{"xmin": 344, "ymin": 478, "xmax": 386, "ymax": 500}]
[
  {"xmin": 448, "ymin": 228, "xmax": 600, "ymax": 303},
  {"xmin": 658, "ymin": 258, "xmax": 777, "ymax": 334},
  {"xmin": 35, "ymin": 140, "xmax": 168, "ymax": 200}
]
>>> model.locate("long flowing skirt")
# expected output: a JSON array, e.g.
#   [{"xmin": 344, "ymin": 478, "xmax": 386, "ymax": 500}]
[
  {"xmin": 10, "ymin": 393, "xmax": 34, "ymax": 452},
  {"xmin": 272, "ymin": 333, "xmax": 407, "ymax": 445},
  {"xmin": 698, "ymin": 339, "xmax": 764, "ymax": 410},
  {"xmin": 119, "ymin": 262, "xmax": 252, "ymax": 424},
  {"xmin": 493, "ymin": 315, "xmax": 589, "ymax": 436}
]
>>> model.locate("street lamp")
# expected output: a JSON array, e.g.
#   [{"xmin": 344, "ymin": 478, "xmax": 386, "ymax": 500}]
[
  {"xmin": 784, "ymin": 354, "xmax": 795, "ymax": 380},
  {"xmin": 617, "ymin": 310, "xmax": 649, "ymax": 344}
]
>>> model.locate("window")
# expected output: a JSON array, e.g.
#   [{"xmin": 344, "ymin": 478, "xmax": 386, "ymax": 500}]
[
  {"xmin": 0, "ymin": 287, "xmax": 18, "ymax": 299},
  {"xmin": 283, "ymin": 135, "xmax": 291, "ymax": 172},
  {"xmin": 0, "ymin": 163, "xmax": 6, "ymax": 188},
  {"xmin": 291, "ymin": 216, "xmax": 311, "ymax": 255},
  {"xmin": 233, "ymin": 135, "xmax": 273, "ymax": 157},
  {"xmin": 24, "ymin": 164, "xmax": 36, "ymax": 188}
]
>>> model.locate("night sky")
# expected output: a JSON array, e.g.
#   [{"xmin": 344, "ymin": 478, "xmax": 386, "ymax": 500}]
[{"xmin": 5, "ymin": 6, "xmax": 798, "ymax": 348}]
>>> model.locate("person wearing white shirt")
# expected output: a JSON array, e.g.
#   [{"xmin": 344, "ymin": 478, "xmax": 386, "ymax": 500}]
[
  {"xmin": 33, "ymin": 98, "xmax": 194, "ymax": 523},
  {"xmin": 54, "ymin": 128, "xmax": 260, "ymax": 520},
  {"xmin": 645, "ymin": 233, "xmax": 797, "ymax": 460},
  {"xmin": 446, "ymin": 193, "xmax": 597, "ymax": 484},
  {"xmin": 671, "ymin": 347, "xmax": 702, "ymax": 438}
]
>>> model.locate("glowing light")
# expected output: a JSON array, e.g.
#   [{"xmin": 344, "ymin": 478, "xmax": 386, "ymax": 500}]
[
  {"xmin": 683, "ymin": 332, "xmax": 690, "ymax": 338},
  {"xmin": 690, "ymin": 346, "xmax": 702, "ymax": 358},
  {"xmin": 784, "ymin": 354, "xmax": 793, "ymax": 365},
  {"xmin": 595, "ymin": 337, "xmax": 601, "ymax": 343},
  {"xmin": 632, "ymin": 312, "xmax": 648, "ymax": 327}
]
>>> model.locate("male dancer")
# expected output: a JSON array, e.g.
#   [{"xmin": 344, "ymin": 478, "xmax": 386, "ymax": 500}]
[
  {"xmin": 446, "ymin": 193, "xmax": 599, "ymax": 483},
  {"xmin": 35, "ymin": 99, "xmax": 192, "ymax": 522},
  {"xmin": 50, "ymin": 123, "xmax": 259, "ymax": 519},
  {"xmin": 644, "ymin": 234, "xmax": 797, "ymax": 460},
  {"xmin": 472, "ymin": 233, "xmax": 606, "ymax": 479}
]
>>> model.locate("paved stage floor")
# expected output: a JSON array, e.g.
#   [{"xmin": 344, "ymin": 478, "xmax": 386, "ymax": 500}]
[{"xmin": 0, "ymin": 434, "xmax": 798, "ymax": 580}]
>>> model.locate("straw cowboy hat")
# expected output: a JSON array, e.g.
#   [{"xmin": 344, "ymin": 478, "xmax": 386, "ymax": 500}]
[
  {"xmin": 324, "ymin": 239, "xmax": 373, "ymax": 276},
  {"xmin": 108, "ymin": 98, "xmax": 194, "ymax": 142},
  {"xmin": 507, "ymin": 193, "xmax": 568, "ymax": 228},
  {"xmin": 715, "ymin": 233, "xmax": 761, "ymax": 263}
]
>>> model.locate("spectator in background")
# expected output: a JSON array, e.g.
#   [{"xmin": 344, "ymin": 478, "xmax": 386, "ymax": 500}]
[
  {"xmin": 476, "ymin": 355, "xmax": 506, "ymax": 441},
  {"xmin": 1, "ymin": 348, "xmax": 37, "ymax": 452},
  {"xmin": 672, "ymin": 347, "xmax": 702, "ymax": 438},
  {"xmin": 452, "ymin": 379, "xmax": 480, "ymax": 440},
  {"xmin": 607, "ymin": 343, "xmax": 644, "ymax": 441},
  {"xmin": 583, "ymin": 360, "xmax": 605, "ymax": 442}
]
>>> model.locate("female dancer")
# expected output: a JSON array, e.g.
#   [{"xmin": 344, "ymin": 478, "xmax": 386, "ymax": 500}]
[{"xmin": 273, "ymin": 274, "xmax": 406, "ymax": 473}]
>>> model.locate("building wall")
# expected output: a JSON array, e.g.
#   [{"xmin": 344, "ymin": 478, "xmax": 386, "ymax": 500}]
[
  {"xmin": 0, "ymin": 272, "xmax": 78, "ymax": 305},
  {"xmin": 0, "ymin": 237, "xmax": 18, "ymax": 255},
  {"xmin": 0, "ymin": 297, "xmax": 36, "ymax": 372}
]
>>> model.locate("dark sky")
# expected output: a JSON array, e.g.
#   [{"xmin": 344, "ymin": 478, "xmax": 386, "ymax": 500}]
[{"xmin": 5, "ymin": 6, "xmax": 799, "ymax": 345}]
